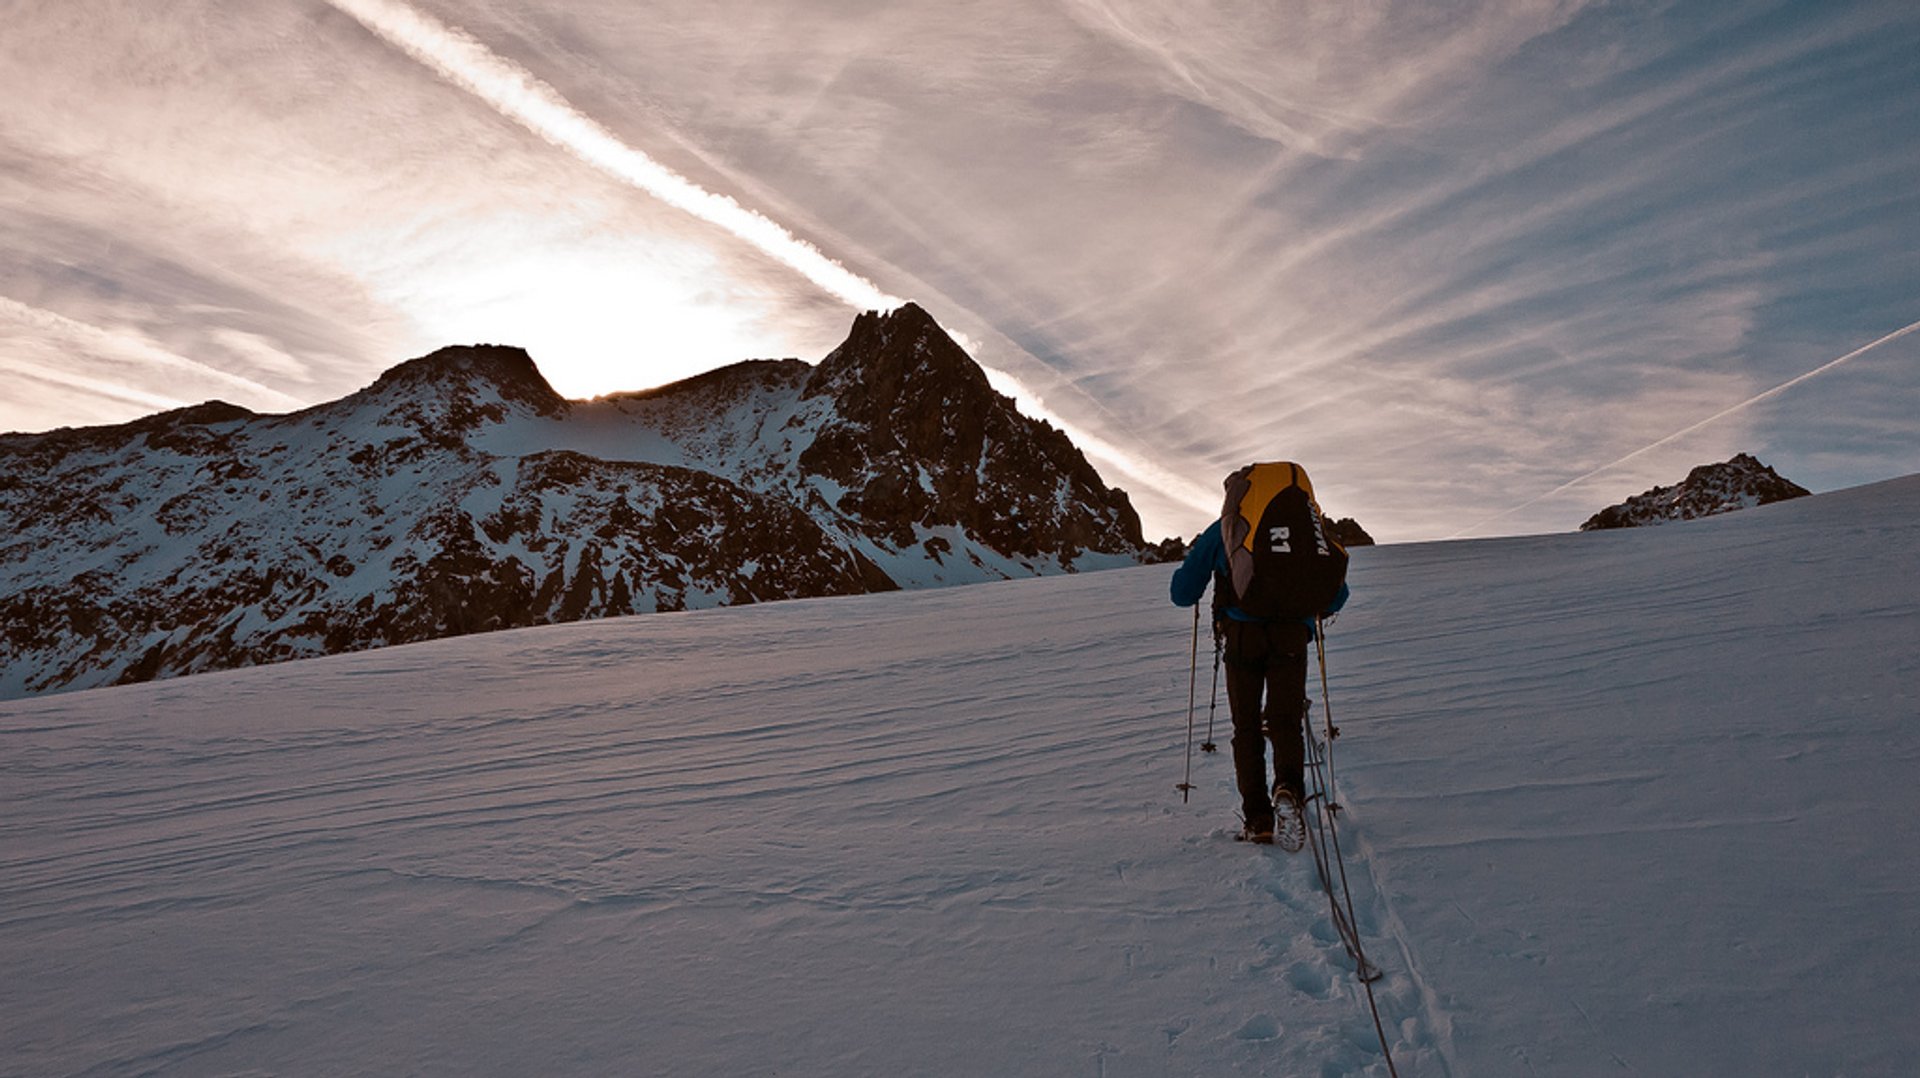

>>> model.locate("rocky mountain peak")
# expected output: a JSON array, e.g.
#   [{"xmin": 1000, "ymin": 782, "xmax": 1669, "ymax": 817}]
[
  {"xmin": 1581, "ymin": 453, "xmax": 1811, "ymax": 531},
  {"xmin": 140, "ymin": 399, "xmax": 256, "ymax": 429},
  {"xmin": 364, "ymin": 344, "xmax": 568, "ymax": 420},
  {"xmin": 804, "ymin": 303, "xmax": 992, "ymax": 412},
  {"xmin": 790, "ymin": 303, "xmax": 1144, "ymax": 559}
]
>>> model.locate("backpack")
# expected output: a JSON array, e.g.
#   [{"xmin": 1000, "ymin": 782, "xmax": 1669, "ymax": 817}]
[{"xmin": 1220, "ymin": 462, "xmax": 1348, "ymax": 620}]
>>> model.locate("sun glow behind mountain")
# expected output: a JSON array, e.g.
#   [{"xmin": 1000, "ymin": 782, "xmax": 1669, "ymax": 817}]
[{"xmin": 335, "ymin": 219, "xmax": 792, "ymax": 399}]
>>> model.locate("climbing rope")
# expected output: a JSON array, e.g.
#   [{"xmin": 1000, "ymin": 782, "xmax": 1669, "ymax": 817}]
[{"xmin": 1304, "ymin": 617, "xmax": 1399, "ymax": 1078}]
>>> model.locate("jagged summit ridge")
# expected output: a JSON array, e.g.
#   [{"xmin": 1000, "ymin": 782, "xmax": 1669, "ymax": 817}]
[
  {"xmin": 806, "ymin": 303, "xmax": 992, "ymax": 404},
  {"xmin": 0, "ymin": 303, "xmax": 1151, "ymax": 697},
  {"xmin": 795, "ymin": 303, "xmax": 1138, "ymax": 557},
  {"xmin": 1581, "ymin": 452, "xmax": 1811, "ymax": 531}
]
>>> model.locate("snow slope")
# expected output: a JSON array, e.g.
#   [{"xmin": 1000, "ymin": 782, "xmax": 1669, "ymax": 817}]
[{"xmin": 3, "ymin": 476, "xmax": 1917, "ymax": 1076}]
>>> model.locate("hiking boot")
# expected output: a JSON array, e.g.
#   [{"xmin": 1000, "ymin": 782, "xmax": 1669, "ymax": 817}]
[
  {"xmin": 1272, "ymin": 787, "xmax": 1306, "ymax": 852},
  {"xmin": 1240, "ymin": 817, "xmax": 1276, "ymax": 845}
]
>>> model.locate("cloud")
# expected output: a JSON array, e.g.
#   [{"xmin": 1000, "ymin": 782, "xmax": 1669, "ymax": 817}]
[
  {"xmin": 0, "ymin": 2, "xmax": 886, "ymax": 429},
  {"xmin": 0, "ymin": 295, "xmax": 304, "ymax": 432},
  {"xmin": 0, "ymin": 359, "xmax": 188, "ymax": 427},
  {"xmin": 325, "ymin": 0, "xmax": 903, "ymax": 313},
  {"xmin": 4, "ymin": 1, "xmax": 1917, "ymax": 541},
  {"xmin": 1057, "ymin": 0, "xmax": 1591, "ymax": 155}
]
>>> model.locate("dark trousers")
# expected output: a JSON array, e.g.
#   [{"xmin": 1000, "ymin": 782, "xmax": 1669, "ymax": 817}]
[{"xmin": 1222, "ymin": 619, "xmax": 1311, "ymax": 826}]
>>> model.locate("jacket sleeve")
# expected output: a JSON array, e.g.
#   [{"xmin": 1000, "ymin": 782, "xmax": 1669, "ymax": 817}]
[{"xmin": 1169, "ymin": 522, "xmax": 1223, "ymax": 608}]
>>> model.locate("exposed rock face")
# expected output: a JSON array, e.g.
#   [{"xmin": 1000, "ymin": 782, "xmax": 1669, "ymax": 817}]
[
  {"xmin": 0, "ymin": 306, "xmax": 1148, "ymax": 697},
  {"xmin": 1580, "ymin": 453, "xmax": 1812, "ymax": 531},
  {"xmin": 797, "ymin": 305, "xmax": 1143, "ymax": 562},
  {"xmin": 1326, "ymin": 517, "xmax": 1374, "ymax": 548},
  {"xmin": 1141, "ymin": 536, "xmax": 1188, "ymax": 564}
]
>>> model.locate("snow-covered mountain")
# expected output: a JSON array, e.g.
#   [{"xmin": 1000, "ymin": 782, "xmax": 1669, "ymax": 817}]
[
  {"xmin": 3, "ymin": 475, "xmax": 1915, "ymax": 1075},
  {"xmin": 0, "ymin": 303, "xmax": 1147, "ymax": 698},
  {"xmin": 1580, "ymin": 452, "xmax": 1811, "ymax": 530}
]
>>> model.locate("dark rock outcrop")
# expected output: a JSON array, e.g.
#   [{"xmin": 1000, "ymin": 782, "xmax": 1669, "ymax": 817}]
[
  {"xmin": 1142, "ymin": 536, "xmax": 1188, "ymax": 564},
  {"xmin": 1581, "ymin": 453, "xmax": 1811, "ymax": 531},
  {"xmin": 1327, "ymin": 517, "xmax": 1374, "ymax": 548},
  {"xmin": 797, "ymin": 304, "xmax": 1143, "ymax": 563}
]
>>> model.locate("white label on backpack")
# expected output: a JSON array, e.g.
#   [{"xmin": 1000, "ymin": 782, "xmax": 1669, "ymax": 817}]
[{"xmin": 1269, "ymin": 525, "xmax": 1291, "ymax": 553}]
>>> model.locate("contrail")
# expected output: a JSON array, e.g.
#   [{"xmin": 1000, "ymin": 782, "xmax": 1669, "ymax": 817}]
[
  {"xmin": 1451, "ymin": 316, "xmax": 1920, "ymax": 538},
  {"xmin": 327, "ymin": 0, "xmax": 1212, "ymax": 530},
  {"xmin": 0, "ymin": 296, "xmax": 303, "ymax": 408},
  {"xmin": 327, "ymin": 0, "xmax": 903, "ymax": 313}
]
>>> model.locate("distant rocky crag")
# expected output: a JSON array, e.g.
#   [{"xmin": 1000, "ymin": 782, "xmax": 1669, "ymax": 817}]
[
  {"xmin": 1580, "ymin": 453, "xmax": 1811, "ymax": 531},
  {"xmin": 0, "ymin": 303, "xmax": 1150, "ymax": 697},
  {"xmin": 1326, "ymin": 517, "xmax": 1374, "ymax": 548}
]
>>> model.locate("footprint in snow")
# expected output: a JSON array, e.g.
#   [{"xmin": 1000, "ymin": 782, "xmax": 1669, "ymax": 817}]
[
  {"xmin": 1233, "ymin": 1013, "xmax": 1282, "ymax": 1041},
  {"xmin": 1286, "ymin": 960, "xmax": 1335, "ymax": 998}
]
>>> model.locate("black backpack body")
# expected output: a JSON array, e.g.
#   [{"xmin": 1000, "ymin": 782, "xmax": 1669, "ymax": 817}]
[{"xmin": 1220, "ymin": 462, "xmax": 1348, "ymax": 620}]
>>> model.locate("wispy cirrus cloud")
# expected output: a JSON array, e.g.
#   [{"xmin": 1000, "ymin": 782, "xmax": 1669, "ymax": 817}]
[
  {"xmin": 0, "ymin": 295, "xmax": 303, "ymax": 430},
  {"xmin": 1057, "ymin": 0, "xmax": 1590, "ymax": 156},
  {"xmin": 4, "ymin": 0, "xmax": 1917, "ymax": 539}
]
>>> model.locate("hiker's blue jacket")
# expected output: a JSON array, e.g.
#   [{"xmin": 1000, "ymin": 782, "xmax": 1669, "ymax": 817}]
[{"xmin": 1169, "ymin": 520, "xmax": 1349, "ymax": 632}]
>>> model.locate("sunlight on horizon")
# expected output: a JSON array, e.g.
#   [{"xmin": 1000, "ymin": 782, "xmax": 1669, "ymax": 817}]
[{"xmin": 334, "ymin": 221, "xmax": 799, "ymax": 399}]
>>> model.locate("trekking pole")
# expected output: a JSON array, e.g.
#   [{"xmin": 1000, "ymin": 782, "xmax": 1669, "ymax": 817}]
[
  {"xmin": 1314, "ymin": 616, "xmax": 1342, "ymax": 814},
  {"xmin": 1179, "ymin": 604, "xmax": 1199, "ymax": 801},
  {"xmin": 1201, "ymin": 627, "xmax": 1222, "ymax": 753}
]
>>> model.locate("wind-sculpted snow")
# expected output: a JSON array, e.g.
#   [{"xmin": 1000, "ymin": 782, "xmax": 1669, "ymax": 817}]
[
  {"xmin": 2, "ymin": 475, "xmax": 1915, "ymax": 1074},
  {"xmin": 1, "ymin": 306, "xmax": 1147, "ymax": 697}
]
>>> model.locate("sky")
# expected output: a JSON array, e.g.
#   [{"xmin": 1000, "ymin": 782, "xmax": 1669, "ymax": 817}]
[{"xmin": 4, "ymin": 0, "xmax": 1917, "ymax": 541}]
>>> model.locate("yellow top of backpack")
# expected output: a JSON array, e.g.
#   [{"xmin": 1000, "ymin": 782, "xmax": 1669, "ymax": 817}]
[{"xmin": 1224, "ymin": 461, "xmax": 1318, "ymax": 553}]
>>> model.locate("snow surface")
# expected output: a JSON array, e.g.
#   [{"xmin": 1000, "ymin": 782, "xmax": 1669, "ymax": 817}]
[{"xmin": 3, "ymin": 476, "xmax": 1918, "ymax": 1075}]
